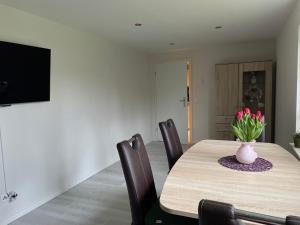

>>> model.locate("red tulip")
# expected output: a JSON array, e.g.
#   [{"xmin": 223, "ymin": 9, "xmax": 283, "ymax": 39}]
[
  {"xmin": 251, "ymin": 113, "xmax": 256, "ymax": 119},
  {"xmin": 236, "ymin": 111, "xmax": 243, "ymax": 121},
  {"xmin": 244, "ymin": 107, "xmax": 251, "ymax": 114},
  {"xmin": 257, "ymin": 111, "xmax": 262, "ymax": 118}
]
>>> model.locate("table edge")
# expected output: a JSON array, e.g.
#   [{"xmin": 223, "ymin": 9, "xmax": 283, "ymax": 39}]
[{"xmin": 159, "ymin": 200, "xmax": 199, "ymax": 219}]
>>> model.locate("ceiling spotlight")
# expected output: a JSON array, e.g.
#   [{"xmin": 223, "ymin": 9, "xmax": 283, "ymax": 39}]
[
  {"xmin": 215, "ymin": 26, "xmax": 223, "ymax": 29},
  {"xmin": 134, "ymin": 23, "xmax": 142, "ymax": 27},
  {"xmin": 169, "ymin": 42, "xmax": 175, "ymax": 46}
]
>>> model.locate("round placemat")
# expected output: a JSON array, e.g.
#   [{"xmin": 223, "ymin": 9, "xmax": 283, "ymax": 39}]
[{"xmin": 218, "ymin": 155, "xmax": 273, "ymax": 172}]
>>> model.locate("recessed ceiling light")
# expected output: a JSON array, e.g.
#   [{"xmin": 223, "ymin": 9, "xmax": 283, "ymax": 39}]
[
  {"xmin": 215, "ymin": 26, "xmax": 223, "ymax": 29},
  {"xmin": 134, "ymin": 23, "xmax": 142, "ymax": 27},
  {"xmin": 169, "ymin": 42, "xmax": 175, "ymax": 46}
]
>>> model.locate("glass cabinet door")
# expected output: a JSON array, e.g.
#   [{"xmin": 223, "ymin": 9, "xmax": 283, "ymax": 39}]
[
  {"xmin": 242, "ymin": 71, "xmax": 266, "ymax": 114},
  {"xmin": 237, "ymin": 61, "xmax": 273, "ymax": 142}
]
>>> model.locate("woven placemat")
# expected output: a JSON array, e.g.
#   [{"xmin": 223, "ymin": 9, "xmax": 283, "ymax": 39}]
[{"xmin": 218, "ymin": 155, "xmax": 273, "ymax": 172}]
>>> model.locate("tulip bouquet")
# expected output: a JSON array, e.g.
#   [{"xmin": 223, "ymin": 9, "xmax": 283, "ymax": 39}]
[{"xmin": 232, "ymin": 107, "xmax": 265, "ymax": 142}]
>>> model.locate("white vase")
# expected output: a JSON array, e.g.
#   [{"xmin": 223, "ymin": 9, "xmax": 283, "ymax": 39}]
[{"xmin": 236, "ymin": 142, "xmax": 257, "ymax": 164}]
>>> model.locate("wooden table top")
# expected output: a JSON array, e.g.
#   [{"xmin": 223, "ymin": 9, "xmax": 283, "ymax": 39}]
[{"xmin": 160, "ymin": 140, "xmax": 300, "ymax": 219}]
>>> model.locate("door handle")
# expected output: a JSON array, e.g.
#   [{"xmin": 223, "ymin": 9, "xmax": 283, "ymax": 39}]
[{"xmin": 180, "ymin": 97, "xmax": 186, "ymax": 107}]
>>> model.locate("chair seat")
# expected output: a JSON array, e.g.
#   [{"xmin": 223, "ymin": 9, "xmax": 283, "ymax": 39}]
[{"xmin": 145, "ymin": 200, "xmax": 198, "ymax": 225}]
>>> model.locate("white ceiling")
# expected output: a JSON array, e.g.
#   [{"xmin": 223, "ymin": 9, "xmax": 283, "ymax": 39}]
[{"xmin": 0, "ymin": 0, "xmax": 296, "ymax": 53}]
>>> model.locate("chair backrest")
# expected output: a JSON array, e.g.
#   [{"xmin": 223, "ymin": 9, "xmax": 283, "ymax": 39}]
[
  {"xmin": 117, "ymin": 134, "xmax": 157, "ymax": 225},
  {"xmin": 199, "ymin": 199, "xmax": 300, "ymax": 225},
  {"xmin": 159, "ymin": 119, "xmax": 183, "ymax": 169},
  {"xmin": 286, "ymin": 216, "xmax": 300, "ymax": 225},
  {"xmin": 199, "ymin": 199, "xmax": 244, "ymax": 225}
]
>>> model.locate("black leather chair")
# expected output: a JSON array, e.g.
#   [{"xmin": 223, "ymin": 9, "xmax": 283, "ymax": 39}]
[
  {"xmin": 159, "ymin": 119, "xmax": 183, "ymax": 170},
  {"xmin": 287, "ymin": 217, "xmax": 300, "ymax": 225},
  {"xmin": 117, "ymin": 134, "xmax": 197, "ymax": 225},
  {"xmin": 198, "ymin": 199, "xmax": 300, "ymax": 225},
  {"xmin": 198, "ymin": 199, "xmax": 243, "ymax": 225}
]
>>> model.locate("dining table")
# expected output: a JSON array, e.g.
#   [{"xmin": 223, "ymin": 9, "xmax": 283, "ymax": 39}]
[{"xmin": 159, "ymin": 140, "xmax": 300, "ymax": 221}]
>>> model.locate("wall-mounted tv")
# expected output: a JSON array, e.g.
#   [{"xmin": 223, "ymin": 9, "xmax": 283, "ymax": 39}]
[{"xmin": 0, "ymin": 41, "xmax": 51, "ymax": 105}]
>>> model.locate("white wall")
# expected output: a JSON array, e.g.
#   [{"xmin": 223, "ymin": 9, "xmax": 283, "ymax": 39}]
[
  {"xmin": 149, "ymin": 41, "xmax": 276, "ymax": 142},
  {"xmin": 0, "ymin": 4, "xmax": 152, "ymax": 225},
  {"xmin": 276, "ymin": 0, "xmax": 300, "ymax": 149}
]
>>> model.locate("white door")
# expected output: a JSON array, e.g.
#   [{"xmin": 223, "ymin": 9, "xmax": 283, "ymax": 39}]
[{"xmin": 155, "ymin": 60, "xmax": 188, "ymax": 144}]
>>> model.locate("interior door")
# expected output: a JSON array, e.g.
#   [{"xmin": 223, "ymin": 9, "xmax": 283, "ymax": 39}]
[{"xmin": 155, "ymin": 60, "xmax": 188, "ymax": 144}]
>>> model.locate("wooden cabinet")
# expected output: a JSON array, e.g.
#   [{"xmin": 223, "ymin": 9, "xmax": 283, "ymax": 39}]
[
  {"xmin": 216, "ymin": 64, "xmax": 239, "ymax": 116},
  {"xmin": 215, "ymin": 64, "xmax": 239, "ymax": 140},
  {"xmin": 215, "ymin": 61, "xmax": 274, "ymax": 142}
]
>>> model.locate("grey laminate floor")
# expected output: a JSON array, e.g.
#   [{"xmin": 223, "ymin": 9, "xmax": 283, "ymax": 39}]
[{"xmin": 10, "ymin": 142, "xmax": 189, "ymax": 225}]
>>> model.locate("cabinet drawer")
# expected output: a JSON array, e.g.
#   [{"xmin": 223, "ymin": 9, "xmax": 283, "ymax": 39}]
[
  {"xmin": 215, "ymin": 132, "xmax": 235, "ymax": 140},
  {"xmin": 216, "ymin": 116, "xmax": 234, "ymax": 124},
  {"xmin": 216, "ymin": 123, "xmax": 232, "ymax": 132}
]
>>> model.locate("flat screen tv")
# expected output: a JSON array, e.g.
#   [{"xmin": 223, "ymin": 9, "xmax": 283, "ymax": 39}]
[{"xmin": 0, "ymin": 41, "xmax": 51, "ymax": 105}]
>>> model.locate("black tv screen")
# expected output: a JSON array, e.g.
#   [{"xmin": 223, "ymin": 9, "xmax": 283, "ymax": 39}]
[{"xmin": 0, "ymin": 41, "xmax": 51, "ymax": 105}]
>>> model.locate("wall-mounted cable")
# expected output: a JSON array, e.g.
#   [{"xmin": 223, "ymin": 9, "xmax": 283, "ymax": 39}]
[{"xmin": 0, "ymin": 127, "xmax": 18, "ymax": 202}]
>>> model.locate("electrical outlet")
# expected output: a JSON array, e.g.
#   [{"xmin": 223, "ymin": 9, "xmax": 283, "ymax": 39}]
[{"xmin": 3, "ymin": 191, "xmax": 18, "ymax": 202}]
